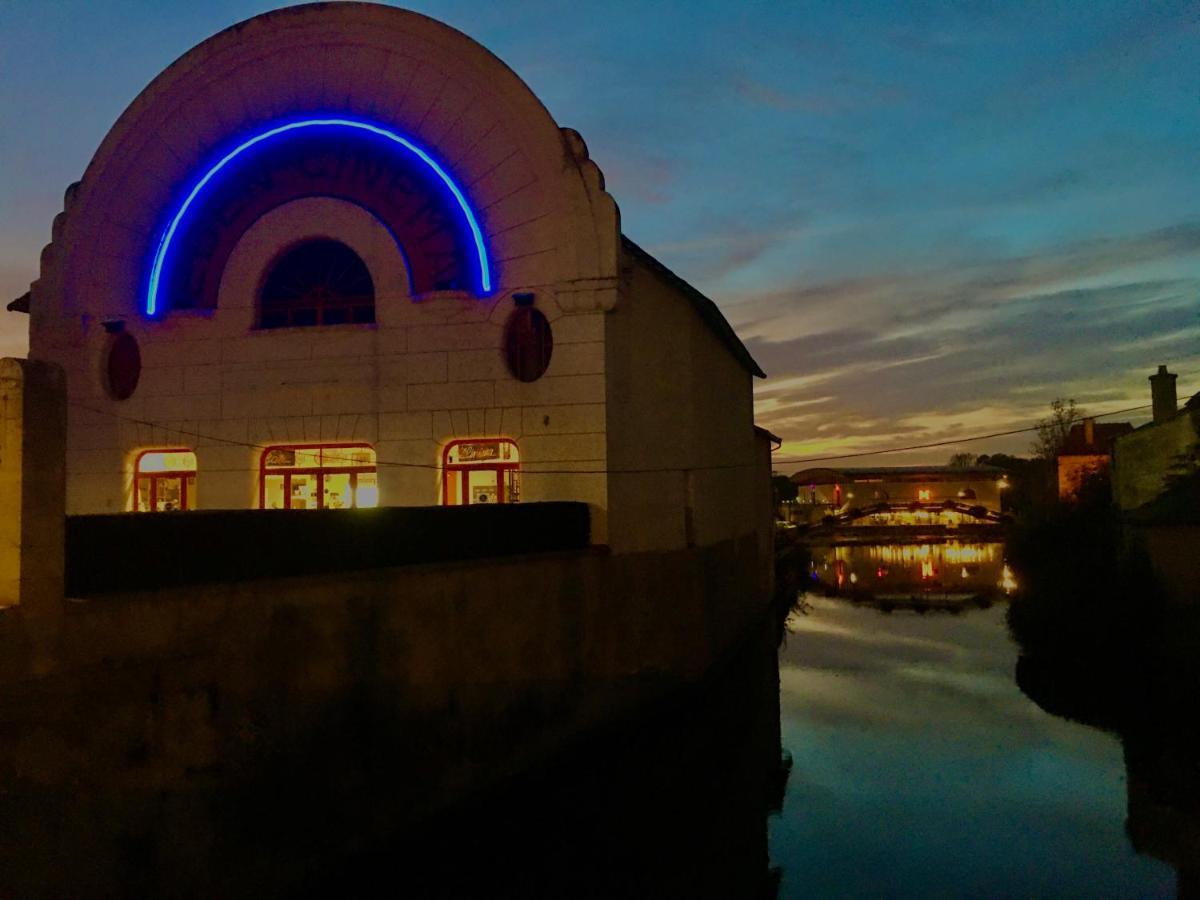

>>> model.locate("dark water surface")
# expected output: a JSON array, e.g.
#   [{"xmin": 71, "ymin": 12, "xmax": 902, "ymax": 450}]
[{"xmin": 770, "ymin": 591, "xmax": 1177, "ymax": 898}]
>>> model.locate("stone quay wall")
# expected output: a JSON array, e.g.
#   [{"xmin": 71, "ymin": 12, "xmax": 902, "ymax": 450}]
[{"xmin": 0, "ymin": 535, "xmax": 766, "ymax": 897}]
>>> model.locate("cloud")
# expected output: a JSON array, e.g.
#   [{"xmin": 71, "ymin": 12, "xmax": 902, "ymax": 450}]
[{"xmin": 737, "ymin": 222, "xmax": 1200, "ymax": 466}]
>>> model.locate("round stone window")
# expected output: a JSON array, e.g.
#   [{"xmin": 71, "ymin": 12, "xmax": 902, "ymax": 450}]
[
  {"xmin": 503, "ymin": 307, "xmax": 553, "ymax": 382},
  {"xmin": 105, "ymin": 331, "xmax": 142, "ymax": 400}
]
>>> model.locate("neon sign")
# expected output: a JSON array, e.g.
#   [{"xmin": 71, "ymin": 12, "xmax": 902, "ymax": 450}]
[{"xmin": 145, "ymin": 117, "xmax": 492, "ymax": 316}]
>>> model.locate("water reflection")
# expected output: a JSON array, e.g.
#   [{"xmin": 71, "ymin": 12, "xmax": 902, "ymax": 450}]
[
  {"xmin": 772, "ymin": 595, "xmax": 1175, "ymax": 896},
  {"xmin": 1015, "ymin": 654, "xmax": 1200, "ymax": 897},
  {"xmin": 808, "ymin": 542, "xmax": 1013, "ymax": 609},
  {"xmin": 1125, "ymin": 733, "xmax": 1200, "ymax": 897}
]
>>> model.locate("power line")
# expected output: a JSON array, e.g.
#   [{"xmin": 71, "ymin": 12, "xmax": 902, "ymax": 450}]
[
  {"xmin": 68, "ymin": 400, "xmax": 758, "ymax": 476},
  {"xmin": 69, "ymin": 378, "xmax": 1184, "ymax": 476}
]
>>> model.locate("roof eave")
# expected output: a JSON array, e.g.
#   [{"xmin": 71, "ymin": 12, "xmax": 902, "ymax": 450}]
[{"xmin": 7, "ymin": 291, "xmax": 30, "ymax": 314}]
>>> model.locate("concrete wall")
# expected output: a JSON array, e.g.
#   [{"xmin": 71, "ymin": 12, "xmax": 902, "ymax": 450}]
[
  {"xmin": 0, "ymin": 359, "xmax": 65, "ymax": 615},
  {"xmin": 1113, "ymin": 412, "xmax": 1200, "ymax": 511},
  {"xmin": 0, "ymin": 535, "xmax": 767, "ymax": 897},
  {"xmin": 752, "ymin": 429, "xmax": 776, "ymax": 599},
  {"xmin": 604, "ymin": 252, "xmax": 758, "ymax": 554},
  {"xmin": 1138, "ymin": 526, "xmax": 1200, "ymax": 607}
]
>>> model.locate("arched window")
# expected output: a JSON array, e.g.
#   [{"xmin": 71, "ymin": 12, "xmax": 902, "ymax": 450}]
[
  {"xmin": 134, "ymin": 449, "xmax": 197, "ymax": 511},
  {"xmin": 259, "ymin": 239, "xmax": 375, "ymax": 329},
  {"xmin": 260, "ymin": 444, "xmax": 377, "ymax": 509},
  {"xmin": 442, "ymin": 439, "xmax": 520, "ymax": 505}
]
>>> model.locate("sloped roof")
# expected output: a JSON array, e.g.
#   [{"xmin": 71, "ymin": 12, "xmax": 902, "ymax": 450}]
[
  {"xmin": 754, "ymin": 425, "xmax": 782, "ymax": 449},
  {"xmin": 1059, "ymin": 421, "xmax": 1134, "ymax": 456},
  {"xmin": 621, "ymin": 236, "xmax": 765, "ymax": 378},
  {"xmin": 7, "ymin": 291, "xmax": 29, "ymax": 313}
]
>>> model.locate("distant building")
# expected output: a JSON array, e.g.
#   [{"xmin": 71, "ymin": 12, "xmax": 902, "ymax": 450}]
[
  {"xmin": 788, "ymin": 465, "xmax": 1007, "ymax": 527},
  {"xmin": 1056, "ymin": 418, "xmax": 1134, "ymax": 499},
  {"xmin": 1113, "ymin": 365, "xmax": 1200, "ymax": 511}
]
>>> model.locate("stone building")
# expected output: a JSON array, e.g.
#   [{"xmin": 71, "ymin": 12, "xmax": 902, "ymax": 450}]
[
  {"xmin": 7, "ymin": 2, "xmax": 766, "ymax": 555},
  {"xmin": 1113, "ymin": 365, "xmax": 1199, "ymax": 511},
  {"xmin": 1056, "ymin": 417, "xmax": 1134, "ymax": 500}
]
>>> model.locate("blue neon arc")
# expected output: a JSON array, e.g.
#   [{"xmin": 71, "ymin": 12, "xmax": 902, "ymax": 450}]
[{"xmin": 145, "ymin": 117, "xmax": 492, "ymax": 316}]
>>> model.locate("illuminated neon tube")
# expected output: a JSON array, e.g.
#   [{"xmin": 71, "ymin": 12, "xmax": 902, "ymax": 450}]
[{"xmin": 145, "ymin": 117, "xmax": 492, "ymax": 315}]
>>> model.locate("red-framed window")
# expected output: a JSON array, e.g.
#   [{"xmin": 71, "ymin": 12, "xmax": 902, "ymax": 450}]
[
  {"xmin": 259, "ymin": 444, "xmax": 378, "ymax": 510},
  {"xmin": 134, "ymin": 449, "xmax": 197, "ymax": 512},
  {"xmin": 442, "ymin": 439, "xmax": 520, "ymax": 506}
]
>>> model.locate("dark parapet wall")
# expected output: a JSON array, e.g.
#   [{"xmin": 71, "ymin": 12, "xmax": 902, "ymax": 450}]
[
  {"xmin": 1, "ymin": 533, "xmax": 767, "ymax": 897},
  {"xmin": 66, "ymin": 502, "xmax": 590, "ymax": 595}
]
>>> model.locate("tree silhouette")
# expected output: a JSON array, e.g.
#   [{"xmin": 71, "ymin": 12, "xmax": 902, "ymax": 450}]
[{"xmin": 1032, "ymin": 398, "xmax": 1084, "ymax": 460}]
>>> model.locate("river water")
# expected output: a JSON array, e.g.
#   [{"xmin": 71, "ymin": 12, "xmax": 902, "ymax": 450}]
[{"xmin": 770, "ymin": 541, "xmax": 1179, "ymax": 897}]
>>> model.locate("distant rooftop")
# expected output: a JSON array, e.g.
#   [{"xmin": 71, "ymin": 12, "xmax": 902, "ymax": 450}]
[{"xmin": 1059, "ymin": 421, "xmax": 1134, "ymax": 456}]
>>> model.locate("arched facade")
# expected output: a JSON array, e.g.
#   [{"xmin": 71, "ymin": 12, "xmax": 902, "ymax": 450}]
[{"xmin": 21, "ymin": 2, "xmax": 765, "ymax": 554}]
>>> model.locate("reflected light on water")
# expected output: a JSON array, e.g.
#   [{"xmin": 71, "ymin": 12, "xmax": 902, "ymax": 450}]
[
  {"xmin": 1000, "ymin": 564, "xmax": 1018, "ymax": 594},
  {"xmin": 809, "ymin": 542, "xmax": 1010, "ymax": 604}
]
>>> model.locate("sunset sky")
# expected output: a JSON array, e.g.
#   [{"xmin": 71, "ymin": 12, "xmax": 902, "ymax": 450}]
[{"xmin": 2, "ymin": 0, "xmax": 1197, "ymax": 467}]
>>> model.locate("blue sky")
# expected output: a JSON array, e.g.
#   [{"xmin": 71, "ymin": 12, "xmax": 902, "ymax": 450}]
[{"xmin": 1, "ymin": 0, "xmax": 1197, "ymax": 464}]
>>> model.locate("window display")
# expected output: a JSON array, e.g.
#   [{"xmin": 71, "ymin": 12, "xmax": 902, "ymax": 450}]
[
  {"xmin": 442, "ymin": 439, "xmax": 520, "ymax": 505},
  {"xmin": 134, "ymin": 449, "xmax": 197, "ymax": 512},
  {"xmin": 260, "ymin": 444, "xmax": 378, "ymax": 509}
]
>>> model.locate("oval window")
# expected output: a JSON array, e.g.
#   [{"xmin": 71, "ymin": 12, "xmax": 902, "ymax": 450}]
[
  {"xmin": 106, "ymin": 331, "xmax": 142, "ymax": 400},
  {"xmin": 503, "ymin": 307, "xmax": 553, "ymax": 382}
]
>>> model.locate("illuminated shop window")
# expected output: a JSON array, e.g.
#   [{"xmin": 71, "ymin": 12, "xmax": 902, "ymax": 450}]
[
  {"xmin": 259, "ymin": 239, "xmax": 375, "ymax": 329},
  {"xmin": 442, "ymin": 439, "xmax": 520, "ymax": 506},
  {"xmin": 134, "ymin": 449, "xmax": 197, "ymax": 512},
  {"xmin": 260, "ymin": 444, "xmax": 378, "ymax": 510}
]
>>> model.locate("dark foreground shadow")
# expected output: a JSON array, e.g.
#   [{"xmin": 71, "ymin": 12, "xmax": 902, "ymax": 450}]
[{"xmin": 298, "ymin": 619, "xmax": 788, "ymax": 899}]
